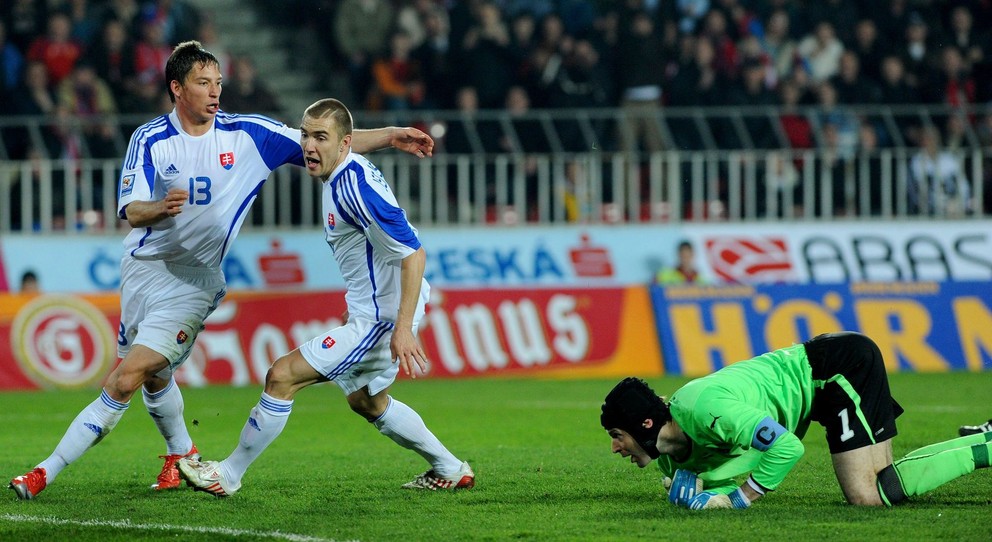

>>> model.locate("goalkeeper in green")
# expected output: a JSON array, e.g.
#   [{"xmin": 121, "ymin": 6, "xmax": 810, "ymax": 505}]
[{"xmin": 601, "ymin": 332, "xmax": 991, "ymax": 509}]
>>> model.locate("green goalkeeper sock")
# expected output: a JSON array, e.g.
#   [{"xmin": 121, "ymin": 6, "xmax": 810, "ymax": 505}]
[
  {"xmin": 902, "ymin": 431, "xmax": 992, "ymax": 458},
  {"xmin": 877, "ymin": 436, "xmax": 992, "ymax": 506}
]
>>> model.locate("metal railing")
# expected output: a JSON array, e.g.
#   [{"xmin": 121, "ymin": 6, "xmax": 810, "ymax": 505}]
[
  {"xmin": 2, "ymin": 147, "xmax": 988, "ymax": 234},
  {"xmin": 1, "ymin": 103, "xmax": 990, "ymax": 159}
]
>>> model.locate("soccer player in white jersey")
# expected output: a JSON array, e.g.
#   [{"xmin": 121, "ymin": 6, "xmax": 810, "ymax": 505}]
[
  {"xmin": 9, "ymin": 42, "xmax": 435, "ymax": 501},
  {"xmin": 176, "ymin": 98, "xmax": 474, "ymax": 497}
]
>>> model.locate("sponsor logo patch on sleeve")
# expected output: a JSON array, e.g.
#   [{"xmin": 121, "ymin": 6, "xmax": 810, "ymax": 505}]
[{"xmin": 120, "ymin": 174, "xmax": 135, "ymax": 197}]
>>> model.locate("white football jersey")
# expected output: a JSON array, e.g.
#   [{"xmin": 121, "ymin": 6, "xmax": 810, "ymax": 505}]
[
  {"xmin": 322, "ymin": 151, "xmax": 429, "ymax": 322},
  {"xmin": 117, "ymin": 110, "xmax": 303, "ymax": 268}
]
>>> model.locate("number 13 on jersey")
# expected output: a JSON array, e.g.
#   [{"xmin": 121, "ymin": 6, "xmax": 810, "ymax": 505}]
[{"xmin": 188, "ymin": 176, "xmax": 212, "ymax": 205}]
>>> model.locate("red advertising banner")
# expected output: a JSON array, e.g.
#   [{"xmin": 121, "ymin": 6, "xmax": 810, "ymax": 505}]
[
  {"xmin": 420, "ymin": 286, "xmax": 662, "ymax": 378},
  {"xmin": 0, "ymin": 287, "xmax": 663, "ymax": 390}
]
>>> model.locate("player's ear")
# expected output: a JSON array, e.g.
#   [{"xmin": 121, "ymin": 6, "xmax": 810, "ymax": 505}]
[{"xmin": 642, "ymin": 418, "xmax": 654, "ymax": 429}]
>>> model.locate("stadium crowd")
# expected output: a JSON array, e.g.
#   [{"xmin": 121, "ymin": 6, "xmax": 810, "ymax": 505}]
[
  {"xmin": 282, "ymin": 0, "xmax": 992, "ymax": 153},
  {"xmin": 2, "ymin": 0, "xmax": 992, "ymax": 156},
  {"xmin": 0, "ymin": 0, "xmax": 280, "ymax": 160},
  {"xmin": 1, "ymin": 0, "xmax": 991, "ymax": 226}
]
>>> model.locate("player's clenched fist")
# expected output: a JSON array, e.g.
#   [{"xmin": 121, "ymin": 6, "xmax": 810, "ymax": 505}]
[{"xmin": 163, "ymin": 188, "xmax": 189, "ymax": 216}]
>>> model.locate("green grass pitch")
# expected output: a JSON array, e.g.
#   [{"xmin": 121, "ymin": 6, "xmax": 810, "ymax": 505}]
[{"xmin": 1, "ymin": 372, "xmax": 991, "ymax": 541}]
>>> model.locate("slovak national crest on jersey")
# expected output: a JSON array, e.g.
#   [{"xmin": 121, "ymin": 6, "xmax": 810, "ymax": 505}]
[{"xmin": 219, "ymin": 152, "xmax": 235, "ymax": 170}]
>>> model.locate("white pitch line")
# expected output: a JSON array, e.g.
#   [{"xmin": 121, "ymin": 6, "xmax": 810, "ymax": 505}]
[{"xmin": 0, "ymin": 513, "xmax": 353, "ymax": 542}]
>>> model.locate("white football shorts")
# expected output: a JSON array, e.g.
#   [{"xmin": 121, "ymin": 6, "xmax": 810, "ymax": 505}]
[
  {"xmin": 299, "ymin": 316, "xmax": 421, "ymax": 396},
  {"xmin": 118, "ymin": 255, "xmax": 226, "ymax": 376}
]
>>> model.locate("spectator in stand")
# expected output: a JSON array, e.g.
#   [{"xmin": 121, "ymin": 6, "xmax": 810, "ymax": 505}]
[
  {"xmin": 138, "ymin": 0, "xmax": 200, "ymax": 45},
  {"xmin": 369, "ymin": 30, "xmax": 425, "ymax": 111},
  {"xmin": 94, "ymin": 0, "xmax": 142, "ymax": 34},
  {"xmin": 534, "ymin": 7, "xmax": 566, "ymax": 60},
  {"xmin": 727, "ymin": 58, "xmax": 778, "ymax": 149},
  {"xmin": 876, "ymin": 55, "xmax": 919, "ymax": 147},
  {"xmin": 616, "ymin": 8, "xmax": 664, "ymax": 153},
  {"xmin": 221, "ymin": 54, "xmax": 280, "ymax": 114},
  {"xmin": 874, "ymin": 0, "xmax": 912, "ymax": 46},
  {"xmin": 439, "ymin": 86, "xmax": 499, "ymax": 220},
  {"xmin": 502, "ymin": 85, "xmax": 548, "ymax": 221},
  {"xmin": 796, "ymin": 21, "xmax": 843, "ymax": 83},
  {"xmin": 667, "ymin": 36, "xmax": 724, "ymax": 150},
  {"xmin": 543, "ymin": 37, "xmax": 613, "ymax": 151},
  {"xmin": 65, "ymin": 0, "xmax": 102, "ymax": 47},
  {"xmin": 815, "ymin": 82, "xmax": 859, "ymax": 159},
  {"xmin": 506, "ymin": 11, "xmax": 539, "ymax": 100},
  {"xmin": 850, "ymin": 19, "xmax": 884, "ymax": 85},
  {"xmin": 777, "ymin": 78, "xmax": 813, "ymax": 149},
  {"xmin": 195, "ymin": 16, "xmax": 231, "ymax": 78},
  {"xmin": 762, "ymin": 150, "xmax": 801, "ymax": 217},
  {"xmin": 761, "ymin": 9, "xmax": 798, "ymax": 82},
  {"xmin": 27, "ymin": 12, "xmax": 83, "ymax": 86},
  {"xmin": 829, "ymin": 50, "xmax": 880, "ymax": 105},
  {"xmin": 394, "ymin": 0, "xmax": 436, "ymax": 50},
  {"xmin": 334, "ymin": 0, "xmax": 394, "ymax": 109},
  {"xmin": 724, "ymin": 0, "xmax": 763, "ymax": 46},
  {"xmin": 676, "ymin": 0, "xmax": 710, "ymax": 34},
  {"xmin": 802, "ymin": 0, "xmax": 860, "ymax": 45},
  {"xmin": 56, "ymin": 60, "xmax": 119, "ymax": 158},
  {"xmin": 411, "ymin": 5, "xmax": 455, "ymax": 109},
  {"xmin": 9, "ymin": 60, "xmax": 65, "ymax": 159},
  {"xmin": 923, "ymin": 46, "xmax": 975, "ymax": 108},
  {"xmin": 132, "ymin": 17, "xmax": 172, "ymax": 112},
  {"xmin": 527, "ymin": 11, "xmax": 567, "ymax": 108},
  {"xmin": 909, "ymin": 126, "xmax": 972, "ymax": 217},
  {"xmin": 947, "ymin": 5, "xmax": 987, "ymax": 67},
  {"xmin": 898, "ymin": 12, "xmax": 932, "ymax": 88},
  {"xmin": 88, "ymin": 18, "xmax": 139, "ymax": 113},
  {"xmin": 814, "ymin": 121, "xmax": 853, "ymax": 217},
  {"xmin": 459, "ymin": 1, "xmax": 515, "ymax": 109},
  {"xmin": 0, "ymin": 20, "xmax": 25, "ymax": 114},
  {"xmin": 442, "ymin": 86, "xmax": 483, "ymax": 155},
  {"xmin": 856, "ymin": 123, "xmax": 885, "ymax": 216},
  {"xmin": 942, "ymin": 114, "xmax": 969, "ymax": 153},
  {"xmin": 3, "ymin": 0, "xmax": 47, "ymax": 53},
  {"xmin": 502, "ymin": 85, "xmax": 550, "ymax": 154},
  {"xmin": 699, "ymin": 8, "xmax": 738, "ymax": 81}
]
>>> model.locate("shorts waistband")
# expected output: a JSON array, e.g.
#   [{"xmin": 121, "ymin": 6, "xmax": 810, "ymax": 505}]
[{"xmin": 124, "ymin": 255, "xmax": 225, "ymax": 282}]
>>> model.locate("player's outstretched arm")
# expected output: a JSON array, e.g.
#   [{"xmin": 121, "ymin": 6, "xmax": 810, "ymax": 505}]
[
  {"xmin": 352, "ymin": 127, "xmax": 434, "ymax": 158},
  {"xmin": 391, "ymin": 247, "xmax": 429, "ymax": 378},
  {"xmin": 123, "ymin": 188, "xmax": 189, "ymax": 227}
]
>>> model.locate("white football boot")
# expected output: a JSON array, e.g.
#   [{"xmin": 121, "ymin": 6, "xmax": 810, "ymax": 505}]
[
  {"xmin": 177, "ymin": 458, "xmax": 240, "ymax": 497},
  {"xmin": 401, "ymin": 461, "xmax": 475, "ymax": 490}
]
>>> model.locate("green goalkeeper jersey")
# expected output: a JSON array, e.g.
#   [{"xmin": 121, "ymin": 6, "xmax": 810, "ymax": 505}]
[{"xmin": 657, "ymin": 343, "xmax": 815, "ymax": 493}]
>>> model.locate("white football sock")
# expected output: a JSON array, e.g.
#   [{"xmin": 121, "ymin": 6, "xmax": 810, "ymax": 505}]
[
  {"xmin": 220, "ymin": 392, "xmax": 292, "ymax": 486},
  {"xmin": 142, "ymin": 378, "xmax": 194, "ymax": 455},
  {"xmin": 373, "ymin": 396, "xmax": 461, "ymax": 476},
  {"xmin": 38, "ymin": 390, "xmax": 129, "ymax": 483}
]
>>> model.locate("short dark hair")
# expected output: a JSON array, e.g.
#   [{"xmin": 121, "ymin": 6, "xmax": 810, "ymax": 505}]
[
  {"xmin": 302, "ymin": 98, "xmax": 354, "ymax": 139},
  {"xmin": 601, "ymin": 377, "xmax": 671, "ymax": 459},
  {"xmin": 165, "ymin": 40, "xmax": 220, "ymax": 103}
]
